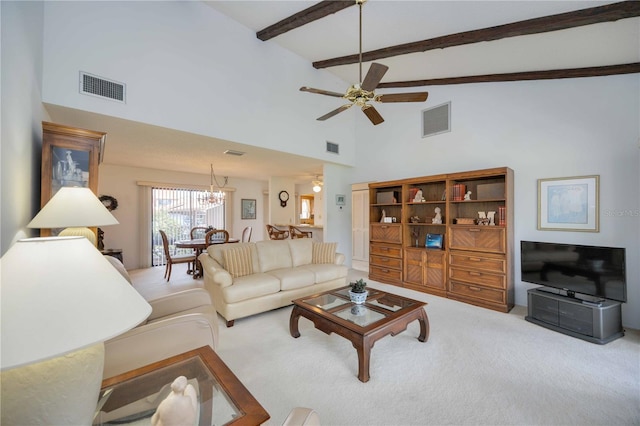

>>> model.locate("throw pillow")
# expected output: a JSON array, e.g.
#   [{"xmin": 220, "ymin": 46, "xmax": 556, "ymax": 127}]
[
  {"xmin": 223, "ymin": 245, "xmax": 254, "ymax": 278},
  {"xmin": 312, "ymin": 242, "xmax": 337, "ymax": 264}
]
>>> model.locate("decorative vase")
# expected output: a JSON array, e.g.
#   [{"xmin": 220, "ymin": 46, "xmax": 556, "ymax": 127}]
[{"xmin": 348, "ymin": 290, "xmax": 368, "ymax": 304}]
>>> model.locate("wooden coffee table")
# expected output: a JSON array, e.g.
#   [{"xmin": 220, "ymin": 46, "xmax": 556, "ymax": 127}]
[{"xmin": 290, "ymin": 286, "xmax": 429, "ymax": 382}]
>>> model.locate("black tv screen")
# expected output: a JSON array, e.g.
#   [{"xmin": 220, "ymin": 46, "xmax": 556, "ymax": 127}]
[{"xmin": 521, "ymin": 241, "xmax": 627, "ymax": 302}]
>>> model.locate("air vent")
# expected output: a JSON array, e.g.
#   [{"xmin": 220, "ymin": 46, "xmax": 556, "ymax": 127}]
[
  {"xmin": 422, "ymin": 102, "xmax": 450, "ymax": 138},
  {"xmin": 326, "ymin": 141, "xmax": 339, "ymax": 154},
  {"xmin": 224, "ymin": 149, "xmax": 245, "ymax": 156},
  {"xmin": 79, "ymin": 72, "xmax": 126, "ymax": 103}
]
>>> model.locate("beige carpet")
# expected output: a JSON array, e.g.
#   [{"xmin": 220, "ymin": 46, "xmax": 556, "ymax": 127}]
[{"xmin": 130, "ymin": 265, "xmax": 640, "ymax": 425}]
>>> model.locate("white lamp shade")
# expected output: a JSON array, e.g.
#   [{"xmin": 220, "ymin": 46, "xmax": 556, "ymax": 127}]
[
  {"xmin": 0, "ymin": 237, "xmax": 151, "ymax": 370},
  {"xmin": 27, "ymin": 187, "xmax": 119, "ymax": 229}
]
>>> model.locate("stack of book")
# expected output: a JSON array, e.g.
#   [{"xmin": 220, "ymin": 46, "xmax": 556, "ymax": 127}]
[
  {"xmin": 498, "ymin": 206, "xmax": 507, "ymax": 226},
  {"xmin": 452, "ymin": 184, "xmax": 466, "ymax": 201}
]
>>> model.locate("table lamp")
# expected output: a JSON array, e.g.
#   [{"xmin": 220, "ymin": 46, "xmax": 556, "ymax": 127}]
[
  {"xmin": 0, "ymin": 236, "xmax": 152, "ymax": 425},
  {"xmin": 27, "ymin": 187, "xmax": 119, "ymax": 246}
]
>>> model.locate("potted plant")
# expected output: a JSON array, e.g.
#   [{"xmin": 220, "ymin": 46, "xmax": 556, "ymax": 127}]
[{"xmin": 348, "ymin": 278, "xmax": 368, "ymax": 304}]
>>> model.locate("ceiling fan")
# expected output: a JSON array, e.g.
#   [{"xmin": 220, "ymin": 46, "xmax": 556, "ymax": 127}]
[{"xmin": 300, "ymin": 0, "xmax": 429, "ymax": 125}]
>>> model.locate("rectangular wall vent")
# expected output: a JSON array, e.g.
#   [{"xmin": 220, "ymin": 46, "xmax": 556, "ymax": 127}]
[
  {"xmin": 422, "ymin": 102, "xmax": 451, "ymax": 138},
  {"xmin": 224, "ymin": 149, "xmax": 245, "ymax": 156},
  {"xmin": 326, "ymin": 141, "xmax": 339, "ymax": 154},
  {"xmin": 79, "ymin": 72, "xmax": 126, "ymax": 103}
]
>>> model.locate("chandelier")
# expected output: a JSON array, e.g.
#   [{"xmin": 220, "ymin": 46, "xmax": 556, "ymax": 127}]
[{"xmin": 208, "ymin": 163, "xmax": 228, "ymax": 204}]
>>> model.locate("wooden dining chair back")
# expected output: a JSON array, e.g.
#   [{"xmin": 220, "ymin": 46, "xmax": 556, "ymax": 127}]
[
  {"xmin": 190, "ymin": 226, "xmax": 212, "ymax": 239},
  {"xmin": 205, "ymin": 229, "xmax": 230, "ymax": 246},
  {"xmin": 241, "ymin": 226, "xmax": 252, "ymax": 242},
  {"xmin": 266, "ymin": 224, "xmax": 289, "ymax": 240},
  {"xmin": 289, "ymin": 225, "xmax": 313, "ymax": 239},
  {"xmin": 159, "ymin": 230, "xmax": 196, "ymax": 282}
]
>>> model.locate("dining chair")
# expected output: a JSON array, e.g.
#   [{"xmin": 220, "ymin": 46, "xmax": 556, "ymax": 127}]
[
  {"xmin": 266, "ymin": 224, "xmax": 289, "ymax": 240},
  {"xmin": 159, "ymin": 230, "xmax": 196, "ymax": 282},
  {"xmin": 241, "ymin": 226, "xmax": 252, "ymax": 242},
  {"xmin": 190, "ymin": 226, "xmax": 213, "ymax": 239},
  {"xmin": 205, "ymin": 229, "xmax": 230, "ymax": 246},
  {"xmin": 289, "ymin": 225, "xmax": 312, "ymax": 239}
]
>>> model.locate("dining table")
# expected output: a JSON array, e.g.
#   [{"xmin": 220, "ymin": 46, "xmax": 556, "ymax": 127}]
[{"xmin": 176, "ymin": 237, "xmax": 239, "ymax": 279}]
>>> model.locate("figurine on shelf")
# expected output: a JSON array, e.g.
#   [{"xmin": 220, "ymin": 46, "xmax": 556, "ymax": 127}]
[
  {"xmin": 432, "ymin": 207, "xmax": 442, "ymax": 224},
  {"xmin": 380, "ymin": 209, "xmax": 386, "ymax": 223},
  {"xmin": 487, "ymin": 211, "xmax": 496, "ymax": 226},
  {"xmin": 413, "ymin": 189, "xmax": 424, "ymax": 203},
  {"xmin": 151, "ymin": 376, "xmax": 198, "ymax": 426},
  {"xmin": 410, "ymin": 216, "xmax": 420, "ymax": 223},
  {"xmin": 464, "ymin": 191, "xmax": 472, "ymax": 201}
]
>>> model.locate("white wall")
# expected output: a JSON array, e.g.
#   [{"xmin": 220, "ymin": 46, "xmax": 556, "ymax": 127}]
[
  {"xmin": 350, "ymin": 75, "xmax": 640, "ymax": 329},
  {"xmin": 41, "ymin": 1, "xmax": 357, "ymax": 167},
  {"xmin": 0, "ymin": 1, "xmax": 49, "ymax": 255},
  {"xmin": 99, "ymin": 164, "xmax": 267, "ymax": 268}
]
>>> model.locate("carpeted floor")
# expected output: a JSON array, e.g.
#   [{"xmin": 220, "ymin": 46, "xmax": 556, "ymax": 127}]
[{"xmin": 131, "ymin": 265, "xmax": 640, "ymax": 425}]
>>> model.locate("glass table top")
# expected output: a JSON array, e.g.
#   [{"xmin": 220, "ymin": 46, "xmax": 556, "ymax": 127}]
[{"xmin": 94, "ymin": 357, "xmax": 240, "ymax": 426}]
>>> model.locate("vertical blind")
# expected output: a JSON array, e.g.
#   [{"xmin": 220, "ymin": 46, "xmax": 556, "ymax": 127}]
[{"xmin": 151, "ymin": 186, "xmax": 226, "ymax": 266}]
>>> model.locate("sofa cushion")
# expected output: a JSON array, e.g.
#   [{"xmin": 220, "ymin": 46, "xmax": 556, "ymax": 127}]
[
  {"xmin": 288, "ymin": 239, "xmax": 313, "ymax": 267},
  {"xmin": 207, "ymin": 243, "xmax": 260, "ymax": 273},
  {"xmin": 312, "ymin": 242, "xmax": 337, "ymax": 264},
  {"xmin": 302, "ymin": 264, "xmax": 349, "ymax": 283},
  {"xmin": 256, "ymin": 240, "xmax": 292, "ymax": 272},
  {"xmin": 223, "ymin": 273, "xmax": 281, "ymax": 303},
  {"xmin": 223, "ymin": 245, "xmax": 253, "ymax": 278},
  {"xmin": 268, "ymin": 268, "xmax": 316, "ymax": 291}
]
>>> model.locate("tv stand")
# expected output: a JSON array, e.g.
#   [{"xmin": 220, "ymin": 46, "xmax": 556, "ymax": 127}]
[{"xmin": 525, "ymin": 288, "xmax": 624, "ymax": 344}]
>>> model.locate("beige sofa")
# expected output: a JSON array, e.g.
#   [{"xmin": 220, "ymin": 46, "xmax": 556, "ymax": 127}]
[
  {"xmin": 102, "ymin": 257, "xmax": 219, "ymax": 379},
  {"xmin": 199, "ymin": 239, "xmax": 348, "ymax": 327}
]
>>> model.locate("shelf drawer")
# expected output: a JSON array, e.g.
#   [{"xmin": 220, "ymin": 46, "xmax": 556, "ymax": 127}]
[
  {"xmin": 449, "ymin": 227, "xmax": 505, "ymax": 253},
  {"xmin": 449, "ymin": 251, "xmax": 505, "ymax": 274},
  {"xmin": 370, "ymin": 224, "xmax": 402, "ymax": 244},
  {"xmin": 370, "ymin": 243, "xmax": 402, "ymax": 258},
  {"xmin": 449, "ymin": 266, "xmax": 506, "ymax": 289},
  {"xmin": 370, "ymin": 265, "xmax": 402, "ymax": 283},
  {"xmin": 449, "ymin": 280, "xmax": 505, "ymax": 304},
  {"xmin": 370, "ymin": 254, "xmax": 402, "ymax": 270}
]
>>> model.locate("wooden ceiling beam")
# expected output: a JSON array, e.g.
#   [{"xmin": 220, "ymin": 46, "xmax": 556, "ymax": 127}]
[
  {"xmin": 376, "ymin": 63, "xmax": 640, "ymax": 88},
  {"xmin": 257, "ymin": 1, "xmax": 354, "ymax": 41},
  {"xmin": 313, "ymin": 1, "xmax": 640, "ymax": 69}
]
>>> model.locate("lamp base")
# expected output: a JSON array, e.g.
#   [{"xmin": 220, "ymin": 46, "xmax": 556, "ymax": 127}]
[
  {"xmin": 1, "ymin": 343, "xmax": 105, "ymax": 425},
  {"xmin": 59, "ymin": 226, "xmax": 97, "ymax": 246}
]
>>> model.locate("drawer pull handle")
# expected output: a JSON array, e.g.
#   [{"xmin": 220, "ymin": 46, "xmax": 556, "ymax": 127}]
[
  {"xmin": 382, "ymin": 268, "xmax": 390, "ymax": 273},
  {"xmin": 469, "ymin": 228, "xmax": 481, "ymax": 232},
  {"xmin": 469, "ymin": 272, "xmax": 482, "ymax": 276},
  {"xmin": 468, "ymin": 257, "xmax": 482, "ymax": 262},
  {"xmin": 381, "ymin": 225, "xmax": 388, "ymax": 229},
  {"xmin": 380, "ymin": 258, "xmax": 389, "ymax": 262},
  {"xmin": 380, "ymin": 247, "xmax": 389, "ymax": 251},
  {"xmin": 469, "ymin": 286, "xmax": 482, "ymax": 291}
]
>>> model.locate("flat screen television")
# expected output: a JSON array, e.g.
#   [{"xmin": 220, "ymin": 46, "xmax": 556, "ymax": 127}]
[{"xmin": 521, "ymin": 241, "xmax": 626, "ymax": 303}]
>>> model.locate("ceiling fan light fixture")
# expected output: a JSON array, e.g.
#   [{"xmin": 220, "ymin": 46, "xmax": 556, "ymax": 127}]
[{"xmin": 312, "ymin": 176, "xmax": 323, "ymax": 193}]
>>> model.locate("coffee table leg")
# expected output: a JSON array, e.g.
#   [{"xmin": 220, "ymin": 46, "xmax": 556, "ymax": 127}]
[
  {"xmin": 353, "ymin": 338, "xmax": 372, "ymax": 383},
  {"xmin": 289, "ymin": 306, "xmax": 302, "ymax": 338},
  {"xmin": 417, "ymin": 308, "xmax": 430, "ymax": 342}
]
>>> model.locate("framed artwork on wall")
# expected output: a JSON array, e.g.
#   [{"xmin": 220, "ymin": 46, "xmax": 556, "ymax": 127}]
[
  {"xmin": 241, "ymin": 199, "xmax": 256, "ymax": 220},
  {"xmin": 537, "ymin": 175, "xmax": 599, "ymax": 232},
  {"xmin": 40, "ymin": 122, "xmax": 106, "ymax": 236}
]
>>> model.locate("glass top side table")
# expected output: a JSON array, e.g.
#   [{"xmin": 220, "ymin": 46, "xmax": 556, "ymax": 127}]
[{"xmin": 94, "ymin": 346, "xmax": 269, "ymax": 426}]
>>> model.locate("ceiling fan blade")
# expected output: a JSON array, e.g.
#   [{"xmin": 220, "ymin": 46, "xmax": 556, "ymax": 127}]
[
  {"xmin": 300, "ymin": 86, "xmax": 345, "ymax": 98},
  {"xmin": 362, "ymin": 105, "xmax": 384, "ymax": 125},
  {"xmin": 317, "ymin": 104, "xmax": 352, "ymax": 121},
  {"xmin": 377, "ymin": 92, "xmax": 429, "ymax": 103},
  {"xmin": 360, "ymin": 63, "xmax": 389, "ymax": 92}
]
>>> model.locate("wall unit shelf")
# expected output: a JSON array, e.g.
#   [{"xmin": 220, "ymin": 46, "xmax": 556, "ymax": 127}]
[{"xmin": 369, "ymin": 167, "xmax": 514, "ymax": 312}]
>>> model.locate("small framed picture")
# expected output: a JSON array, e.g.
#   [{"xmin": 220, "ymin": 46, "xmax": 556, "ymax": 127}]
[
  {"xmin": 241, "ymin": 199, "xmax": 256, "ymax": 220},
  {"xmin": 426, "ymin": 233, "xmax": 443, "ymax": 249},
  {"xmin": 538, "ymin": 175, "xmax": 599, "ymax": 232},
  {"xmin": 335, "ymin": 194, "xmax": 346, "ymax": 206}
]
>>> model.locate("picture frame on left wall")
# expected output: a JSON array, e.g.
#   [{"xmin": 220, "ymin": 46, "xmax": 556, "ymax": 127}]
[
  {"xmin": 241, "ymin": 199, "xmax": 257, "ymax": 220},
  {"xmin": 40, "ymin": 122, "xmax": 106, "ymax": 236}
]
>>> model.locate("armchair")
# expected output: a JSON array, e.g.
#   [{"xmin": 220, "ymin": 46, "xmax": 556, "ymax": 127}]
[
  {"xmin": 102, "ymin": 257, "xmax": 219, "ymax": 379},
  {"xmin": 266, "ymin": 224, "xmax": 289, "ymax": 240}
]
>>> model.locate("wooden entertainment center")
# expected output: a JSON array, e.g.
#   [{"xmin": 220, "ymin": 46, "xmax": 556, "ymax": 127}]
[{"xmin": 369, "ymin": 167, "xmax": 514, "ymax": 312}]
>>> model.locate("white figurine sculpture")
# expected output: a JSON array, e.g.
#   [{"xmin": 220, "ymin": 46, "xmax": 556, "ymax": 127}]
[
  {"xmin": 487, "ymin": 211, "xmax": 496, "ymax": 226},
  {"xmin": 413, "ymin": 189, "xmax": 424, "ymax": 203},
  {"xmin": 432, "ymin": 207, "xmax": 442, "ymax": 224},
  {"xmin": 463, "ymin": 191, "xmax": 472, "ymax": 201},
  {"xmin": 151, "ymin": 376, "xmax": 198, "ymax": 426},
  {"xmin": 380, "ymin": 209, "xmax": 386, "ymax": 223}
]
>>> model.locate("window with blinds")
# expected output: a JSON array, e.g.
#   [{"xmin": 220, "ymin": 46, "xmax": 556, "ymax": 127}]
[{"xmin": 152, "ymin": 187, "xmax": 226, "ymax": 266}]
